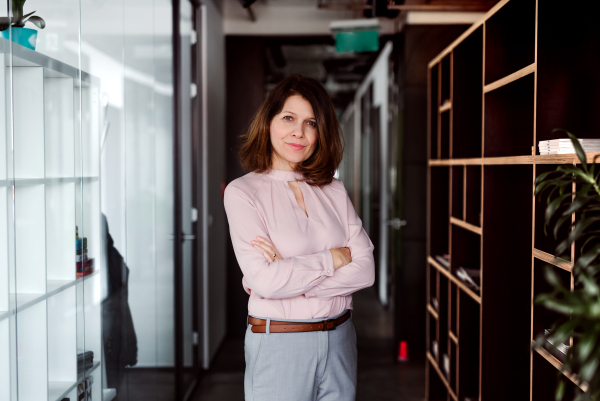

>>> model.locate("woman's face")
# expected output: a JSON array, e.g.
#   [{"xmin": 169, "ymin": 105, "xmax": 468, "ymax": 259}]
[{"xmin": 270, "ymin": 95, "xmax": 318, "ymax": 170}]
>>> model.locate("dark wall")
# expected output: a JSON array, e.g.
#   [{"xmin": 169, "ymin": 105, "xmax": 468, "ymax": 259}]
[
  {"xmin": 225, "ymin": 36, "xmax": 265, "ymax": 338},
  {"xmin": 396, "ymin": 25, "xmax": 469, "ymax": 357}
]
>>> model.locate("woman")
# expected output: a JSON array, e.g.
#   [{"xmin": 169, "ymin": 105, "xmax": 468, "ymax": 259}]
[{"xmin": 223, "ymin": 74, "xmax": 375, "ymax": 401}]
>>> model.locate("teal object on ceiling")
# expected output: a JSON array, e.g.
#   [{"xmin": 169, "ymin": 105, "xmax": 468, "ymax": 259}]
[{"xmin": 335, "ymin": 30, "xmax": 379, "ymax": 53}]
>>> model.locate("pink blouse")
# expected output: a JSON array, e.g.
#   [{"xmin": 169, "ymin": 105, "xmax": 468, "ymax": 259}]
[{"xmin": 223, "ymin": 168, "xmax": 375, "ymax": 319}]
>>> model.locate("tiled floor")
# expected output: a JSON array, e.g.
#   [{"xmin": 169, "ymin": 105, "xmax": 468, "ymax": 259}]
[{"xmin": 191, "ymin": 287, "xmax": 425, "ymax": 400}]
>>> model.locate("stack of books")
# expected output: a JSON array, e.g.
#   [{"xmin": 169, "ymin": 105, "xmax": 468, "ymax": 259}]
[
  {"xmin": 456, "ymin": 267, "xmax": 480, "ymax": 293},
  {"xmin": 544, "ymin": 329, "xmax": 570, "ymax": 363},
  {"xmin": 435, "ymin": 254, "xmax": 450, "ymax": 270},
  {"xmin": 443, "ymin": 354, "xmax": 450, "ymax": 378},
  {"xmin": 77, "ymin": 350, "xmax": 94, "ymax": 373},
  {"xmin": 538, "ymin": 138, "xmax": 600, "ymax": 155}
]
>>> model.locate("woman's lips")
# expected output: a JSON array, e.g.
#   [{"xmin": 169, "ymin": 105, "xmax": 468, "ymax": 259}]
[{"xmin": 287, "ymin": 143, "xmax": 306, "ymax": 151}]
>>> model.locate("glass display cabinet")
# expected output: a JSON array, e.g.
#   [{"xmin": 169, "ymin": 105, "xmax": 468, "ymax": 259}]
[{"xmin": 1, "ymin": 37, "xmax": 104, "ymax": 401}]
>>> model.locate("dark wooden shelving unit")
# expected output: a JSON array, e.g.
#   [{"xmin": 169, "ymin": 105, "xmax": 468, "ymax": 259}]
[{"xmin": 426, "ymin": 1, "xmax": 600, "ymax": 400}]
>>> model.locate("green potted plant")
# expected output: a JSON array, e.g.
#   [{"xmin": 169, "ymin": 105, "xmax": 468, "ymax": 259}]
[
  {"xmin": 0, "ymin": 0, "xmax": 46, "ymax": 50},
  {"xmin": 534, "ymin": 130, "xmax": 600, "ymax": 400}
]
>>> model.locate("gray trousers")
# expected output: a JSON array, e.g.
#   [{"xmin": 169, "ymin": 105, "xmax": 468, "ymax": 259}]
[{"xmin": 244, "ymin": 309, "xmax": 357, "ymax": 401}]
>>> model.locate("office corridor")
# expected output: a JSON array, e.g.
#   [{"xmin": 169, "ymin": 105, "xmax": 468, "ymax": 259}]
[{"xmin": 191, "ymin": 287, "xmax": 425, "ymax": 400}]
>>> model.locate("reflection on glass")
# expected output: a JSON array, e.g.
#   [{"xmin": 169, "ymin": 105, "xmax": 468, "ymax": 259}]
[{"xmin": 1, "ymin": 0, "xmax": 177, "ymax": 400}]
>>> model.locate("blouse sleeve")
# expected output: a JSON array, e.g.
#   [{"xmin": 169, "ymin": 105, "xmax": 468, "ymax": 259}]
[
  {"xmin": 303, "ymin": 184, "xmax": 375, "ymax": 299},
  {"xmin": 224, "ymin": 184, "xmax": 335, "ymax": 300}
]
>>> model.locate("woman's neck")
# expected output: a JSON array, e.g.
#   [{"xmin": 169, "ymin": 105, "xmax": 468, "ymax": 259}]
[{"xmin": 271, "ymin": 153, "xmax": 297, "ymax": 171}]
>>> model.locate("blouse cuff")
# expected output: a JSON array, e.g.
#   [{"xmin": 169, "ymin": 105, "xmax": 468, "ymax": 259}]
[
  {"xmin": 304, "ymin": 249, "xmax": 334, "ymax": 298},
  {"xmin": 321, "ymin": 249, "xmax": 335, "ymax": 277}
]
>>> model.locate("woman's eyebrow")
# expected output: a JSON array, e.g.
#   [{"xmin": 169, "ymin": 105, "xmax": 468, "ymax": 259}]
[{"xmin": 282, "ymin": 110, "xmax": 315, "ymax": 120}]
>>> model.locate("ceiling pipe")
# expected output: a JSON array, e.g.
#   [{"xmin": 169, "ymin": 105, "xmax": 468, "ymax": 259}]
[
  {"xmin": 317, "ymin": 1, "xmax": 492, "ymax": 13},
  {"xmin": 239, "ymin": 0, "xmax": 257, "ymax": 21}
]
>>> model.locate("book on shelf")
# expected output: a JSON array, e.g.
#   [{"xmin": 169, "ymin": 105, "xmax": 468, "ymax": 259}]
[
  {"xmin": 434, "ymin": 254, "xmax": 450, "ymax": 269},
  {"xmin": 443, "ymin": 354, "xmax": 450, "ymax": 378},
  {"xmin": 456, "ymin": 267, "xmax": 480, "ymax": 292},
  {"xmin": 432, "ymin": 340, "xmax": 439, "ymax": 360},
  {"xmin": 77, "ymin": 350, "xmax": 94, "ymax": 373},
  {"xmin": 543, "ymin": 329, "xmax": 570, "ymax": 363},
  {"xmin": 431, "ymin": 297, "xmax": 439, "ymax": 312},
  {"xmin": 538, "ymin": 138, "xmax": 600, "ymax": 155},
  {"xmin": 78, "ymin": 376, "xmax": 93, "ymax": 401}
]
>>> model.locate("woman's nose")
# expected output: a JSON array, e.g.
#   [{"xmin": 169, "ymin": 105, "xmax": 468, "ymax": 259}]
[{"xmin": 291, "ymin": 124, "xmax": 304, "ymax": 138}]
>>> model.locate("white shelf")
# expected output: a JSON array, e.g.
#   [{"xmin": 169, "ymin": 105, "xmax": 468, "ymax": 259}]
[
  {"xmin": 46, "ymin": 182, "xmax": 76, "ymax": 281},
  {"xmin": 17, "ymin": 301, "xmax": 48, "ymax": 401},
  {"xmin": 48, "ymin": 361, "xmax": 101, "ymax": 401},
  {"xmin": 1, "ymin": 38, "xmax": 101, "ymax": 401},
  {"xmin": 0, "ymin": 271, "xmax": 99, "ymax": 323},
  {"xmin": 0, "ymin": 176, "xmax": 99, "ymax": 187},
  {"xmin": 14, "ymin": 184, "xmax": 46, "ymax": 294}
]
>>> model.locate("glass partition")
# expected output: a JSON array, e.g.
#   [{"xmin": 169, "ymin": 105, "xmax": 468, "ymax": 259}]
[{"xmin": 0, "ymin": 0, "xmax": 186, "ymax": 399}]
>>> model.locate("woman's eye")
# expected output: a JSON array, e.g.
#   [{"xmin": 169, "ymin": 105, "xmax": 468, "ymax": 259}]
[
  {"xmin": 307, "ymin": 121, "xmax": 317, "ymax": 128},
  {"xmin": 284, "ymin": 116, "xmax": 293, "ymax": 121}
]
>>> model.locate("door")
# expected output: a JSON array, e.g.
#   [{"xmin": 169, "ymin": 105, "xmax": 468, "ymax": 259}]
[{"xmin": 352, "ymin": 42, "xmax": 399, "ymax": 307}]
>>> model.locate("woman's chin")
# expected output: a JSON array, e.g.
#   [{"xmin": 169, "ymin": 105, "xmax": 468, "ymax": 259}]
[{"xmin": 282, "ymin": 154, "xmax": 307, "ymax": 165}]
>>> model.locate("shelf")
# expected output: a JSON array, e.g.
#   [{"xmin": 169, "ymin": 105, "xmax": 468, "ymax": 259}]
[
  {"xmin": 450, "ymin": 217, "xmax": 481, "ymax": 235},
  {"xmin": 429, "ymin": 167, "xmax": 450, "ymax": 258},
  {"xmin": 449, "ymin": 331, "xmax": 458, "ymax": 344},
  {"xmin": 428, "ymin": 304, "xmax": 439, "ymax": 320},
  {"xmin": 484, "ymin": 63, "xmax": 536, "ymax": 93},
  {"xmin": 484, "ymin": 0, "xmax": 536, "ymax": 84},
  {"xmin": 427, "ymin": 352, "xmax": 458, "ymax": 401},
  {"xmin": 465, "ymin": 166, "xmax": 481, "ymax": 227},
  {"xmin": 48, "ymin": 361, "xmax": 101, "ymax": 401},
  {"xmin": 1, "ymin": 38, "xmax": 98, "ymax": 86},
  {"xmin": 0, "ymin": 271, "xmax": 99, "ymax": 322},
  {"xmin": 0, "ymin": 177, "xmax": 99, "ymax": 187},
  {"xmin": 429, "ymin": 256, "xmax": 481, "ymax": 304},
  {"xmin": 430, "ymin": 64, "xmax": 439, "ymax": 159},
  {"xmin": 532, "ymin": 342, "xmax": 587, "ymax": 392},
  {"xmin": 484, "ymin": 73, "xmax": 535, "ymax": 158},
  {"xmin": 429, "ymin": 152, "xmax": 600, "ymax": 166},
  {"xmin": 439, "ymin": 102, "xmax": 452, "ymax": 113},
  {"xmin": 451, "ymin": 167, "xmax": 463, "ymax": 219},
  {"xmin": 532, "ymin": 248, "xmax": 573, "ymax": 272},
  {"xmin": 428, "ymin": 0, "xmax": 508, "ymax": 68},
  {"xmin": 452, "ymin": 26, "xmax": 483, "ymax": 159}
]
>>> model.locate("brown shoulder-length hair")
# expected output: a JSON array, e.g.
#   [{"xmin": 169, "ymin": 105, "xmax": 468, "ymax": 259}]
[{"xmin": 238, "ymin": 74, "xmax": 344, "ymax": 187}]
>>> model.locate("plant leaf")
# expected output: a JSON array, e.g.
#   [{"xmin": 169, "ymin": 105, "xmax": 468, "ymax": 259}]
[
  {"xmin": 21, "ymin": 10, "xmax": 35, "ymax": 21},
  {"xmin": 546, "ymin": 193, "xmax": 573, "ymax": 226},
  {"xmin": 26, "ymin": 16, "xmax": 45, "ymax": 29},
  {"xmin": 563, "ymin": 195, "xmax": 595, "ymax": 216},
  {"xmin": 568, "ymin": 131, "xmax": 588, "ymax": 172},
  {"xmin": 0, "ymin": 17, "xmax": 11, "ymax": 31},
  {"xmin": 555, "ymin": 380, "xmax": 565, "ymax": 401}
]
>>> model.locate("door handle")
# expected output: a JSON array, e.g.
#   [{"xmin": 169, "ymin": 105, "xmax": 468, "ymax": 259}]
[
  {"xmin": 386, "ymin": 218, "xmax": 406, "ymax": 230},
  {"xmin": 168, "ymin": 233, "xmax": 196, "ymax": 242}
]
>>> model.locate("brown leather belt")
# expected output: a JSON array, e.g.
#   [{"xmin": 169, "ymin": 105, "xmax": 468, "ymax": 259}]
[{"xmin": 248, "ymin": 310, "xmax": 351, "ymax": 333}]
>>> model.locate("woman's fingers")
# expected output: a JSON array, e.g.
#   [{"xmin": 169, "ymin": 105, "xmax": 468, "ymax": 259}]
[
  {"xmin": 251, "ymin": 239, "xmax": 279, "ymax": 262},
  {"xmin": 253, "ymin": 236, "xmax": 279, "ymax": 259},
  {"xmin": 262, "ymin": 251, "xmax": 274, "ymax": 263}
]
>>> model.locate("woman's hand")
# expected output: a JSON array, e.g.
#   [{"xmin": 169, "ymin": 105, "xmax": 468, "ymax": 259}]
[
  {"xmin": 330, "ymin": 247, "xmax": 352, "ymax": 270},
  {"xmin": 252, "ymin": 236, "xmax": 283, "ymax": 263}
]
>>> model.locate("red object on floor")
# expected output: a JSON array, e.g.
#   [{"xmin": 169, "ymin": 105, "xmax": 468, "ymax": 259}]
[{"xmin": 397, "ymin": 341, "xmax": 409, "ymax": 362}]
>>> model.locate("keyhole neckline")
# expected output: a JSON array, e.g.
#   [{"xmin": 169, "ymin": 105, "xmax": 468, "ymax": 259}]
[
  {"xmin": 286, "ymin": 180, "xmax": 309, "ymax": 218},
  {"xmin": 263, "ymin": 168, "xmax": 304, "ymax": 181}
]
